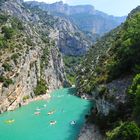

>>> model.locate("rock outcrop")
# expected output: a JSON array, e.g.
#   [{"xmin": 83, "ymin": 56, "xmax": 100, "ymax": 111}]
[
  {"xmin": 78, "ymin": 124, "xmax": 103, "ymax": 140},
  {"xmin": 48, "ymin": 17, "xmax": 91, "ymax": 56},
  {"xmin": 92, "ymin": 76, "xmax": 132, "ymax": 116}
]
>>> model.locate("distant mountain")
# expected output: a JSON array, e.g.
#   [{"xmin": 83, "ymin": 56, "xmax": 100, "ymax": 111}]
[
  {"xmin": 23, "ymin": 2, "xmax": 93, "ymax": 56},
  {"xmin": 26, "ymin": 1, "xmax": 95, "ymax": 15},
  {"xmin": 26, "ymin": 1, "xmax": 126, "ymax": 36},
  {"xmin": 25, "ymin": 1, "xmax": 126, "ymax": 84}
]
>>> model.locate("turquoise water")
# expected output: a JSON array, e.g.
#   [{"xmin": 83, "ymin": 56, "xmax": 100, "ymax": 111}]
[{"xmin": 0, "ymin": 88, "xmax": 92, "ymax": 140}]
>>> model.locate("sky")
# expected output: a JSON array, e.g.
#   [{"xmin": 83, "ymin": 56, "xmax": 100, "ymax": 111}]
[{"xmin": 24, "ymin": 0, "xmax": 140, "ymax": 16}]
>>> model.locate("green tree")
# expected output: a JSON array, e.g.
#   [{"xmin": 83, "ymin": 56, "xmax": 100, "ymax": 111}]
[
  {"xmin": 128, "ymin": 74, "xmax": 140, "ymax": 125},
  {"xmin": 2, "ymin": 26, "xmax": 15, "ymax": 39},
  {"xmin": 107, "ymin": 122, "xmax": 140, "ymax": 140},
  {"xmin": 34, "ymin": 79, "xmax": 48, "ymax": 96},
  {"xmin": 134, "ymin": 85, "xmax": 140, "ymax": 125}
]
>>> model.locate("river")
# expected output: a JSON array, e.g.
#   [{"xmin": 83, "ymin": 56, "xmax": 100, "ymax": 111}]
[{"xmin": 0, "ymin": 88, "xmax": 92, "ymax": 140}]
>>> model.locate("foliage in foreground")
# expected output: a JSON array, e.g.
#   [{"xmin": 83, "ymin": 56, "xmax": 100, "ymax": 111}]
[
  {"xmin": 106, "ymin": 122, "xmax": 140, "ymax": 140},
  {"xmin": 129, "ymin": 74, "xmax": 140, "ymax": 126}
]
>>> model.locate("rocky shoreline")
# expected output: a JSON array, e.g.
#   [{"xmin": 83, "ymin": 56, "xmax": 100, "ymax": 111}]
[
  {"xmin": 7, "ymin": 93, "xmax": 51, "ymax": 112},
  {"xmin": 22, "ymin": 93, "xmax": 51, "ymax": 106},
  {"xmin": 78, "ymin": 123, "xmax": 103, "ymax": 140},
  {"xmin": 77, "ymin": 93, "xmax": 104, "ymax": 140}
]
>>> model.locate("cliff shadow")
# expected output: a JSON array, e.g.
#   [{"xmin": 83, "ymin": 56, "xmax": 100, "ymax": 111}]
[{"xmin": 65, "ymin": 88, "xmax": 94, "ymax": 140}]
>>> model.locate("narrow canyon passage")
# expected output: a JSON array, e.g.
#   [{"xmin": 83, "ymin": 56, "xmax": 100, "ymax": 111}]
[{"xmin": 0, "ymin": 88, "xmax": 92, "ymax": 140}]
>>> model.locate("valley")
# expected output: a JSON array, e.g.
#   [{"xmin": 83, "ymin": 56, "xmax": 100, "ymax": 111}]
[{"xmin": 0, "ymin": 0, "xmax": 140, "ymax": 140}]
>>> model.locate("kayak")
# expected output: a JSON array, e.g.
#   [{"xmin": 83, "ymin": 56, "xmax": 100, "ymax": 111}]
[
  {"xmin": 5, "ymin": 119, "xmax": 15, "ymax": 124},
  {"xmin": 70, "ymin": 121, "xmax": 76, "ymax": 125},
  {"xmin": 34, "ymin": 112, "xmax": 40, "ymax": 115},
  {"xmin": 50, "ymin": 121, "xmax": 57, "ymax": 125},
  {"xmin": 48, "ymin": 110, "xmax": 55, "ymax": 115}
]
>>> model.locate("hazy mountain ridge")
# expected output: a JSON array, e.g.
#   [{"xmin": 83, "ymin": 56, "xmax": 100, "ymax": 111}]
[
  {"xmin": 26, "ymin": 1, "xmax": 126, "ymax": 35},
  {"xmin": 26, "ymin": 1, "xmax": 96, "ymax": 15}
]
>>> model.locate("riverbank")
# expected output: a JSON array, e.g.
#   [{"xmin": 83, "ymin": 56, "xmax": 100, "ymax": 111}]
[
  {"xmin": 7, "ymin": 93, "xmax": 51, "ymax": 112},
  {"xmin": 22, "ymin": 93, "xmax": 51, "ymax": 106},
  {"xmin": 78, "ymin": 93, "xmax": 103, "ymax": 140},
  {"xmin": 78, "ymin": 123, "xmax": 103, "ymax": 140}
]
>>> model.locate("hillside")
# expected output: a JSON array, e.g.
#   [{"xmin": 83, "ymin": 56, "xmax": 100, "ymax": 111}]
[{"xmin": 76, "ymin": 6, "xmax": 140, "ymax": 140}]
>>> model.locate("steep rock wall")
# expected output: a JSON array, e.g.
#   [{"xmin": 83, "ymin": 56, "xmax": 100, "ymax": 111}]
[{"xmin": 0, "ymin": 0, "xmax": 67, "ymax": 113}]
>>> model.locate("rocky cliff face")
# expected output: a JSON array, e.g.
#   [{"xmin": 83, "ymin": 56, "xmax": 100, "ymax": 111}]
[
  {"xmin": 0, "ymin": 0, "xmax": 67, "ymax": 113},
  {"xmin": 25, "ymin": 2, "xmax": 92, "ymax": 56},
  {"xmin": 49, "ymin": 17, "xmax": 91, "ymax": 56},
  {"xmin": 26, "ymin": 1, "xmax": 126, "ymax": 36},
  {"xmin": 91, "ymin": 76, "xmax": 132, "ymax": 116}
]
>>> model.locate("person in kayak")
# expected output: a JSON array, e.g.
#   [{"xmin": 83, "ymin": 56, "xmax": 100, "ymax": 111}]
[{"xmin": 70, "ymin": 121, "xmax": 76, "ymax": 125}]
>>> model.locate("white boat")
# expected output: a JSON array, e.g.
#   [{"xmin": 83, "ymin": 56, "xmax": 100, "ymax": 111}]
[
  {"xmin": 70, "ymin": 121, "xmax": 76, "ymax": 125},
  {"xmin": 50, "ymin": 121, "xmax": 57, "ymax": 125},
  {"xmin": 34, "ymin": 112, "xmax": 40, "ymax": 115},
  {"xmin": 47, "ymin": 110, "xmax": 55, "ymax": 115},
  {"xmin": 36, "ymin": 108, "xmax": 41, "ymax": 111}
]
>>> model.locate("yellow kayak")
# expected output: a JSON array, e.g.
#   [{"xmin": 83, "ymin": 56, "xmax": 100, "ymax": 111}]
[
  {"xmin": 5, "ymin": 119, "xmax": 15, "ymax": 124},
  {"xmin": 48, "ymin": 110, "xmax": 55, "ymax": 115}
]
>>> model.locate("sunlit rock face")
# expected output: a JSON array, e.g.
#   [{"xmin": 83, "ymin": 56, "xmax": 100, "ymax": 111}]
[{"xmin": 0, "ymin": 0, "xmax": 67, "ymax": 113}]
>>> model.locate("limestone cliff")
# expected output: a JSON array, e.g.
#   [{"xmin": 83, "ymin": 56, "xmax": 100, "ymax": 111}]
[
  {"xmin": 26, "ymin": 1, "xmax": 126, "ymax": 36},
  {"xmin": 25, "ymin": 2, "xmax": 92, "ymax": 56},
  {"xmin": 0, "ymin": 0, "xmax": 67, "ymax": 113},
  {"xmin": 91, "ymin": 76, "xmax": 132, "ymax": 116}
]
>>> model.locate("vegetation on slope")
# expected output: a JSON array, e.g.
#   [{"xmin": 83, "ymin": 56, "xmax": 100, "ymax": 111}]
[
  {"xmin": 0, "ymin": 4, "xmax": 57, "ymax": 95},
  {"xmin": 77, "ymin": 7, "xmax": 140, "ymax": 94},
  {"xmin": 106, "ymin": 122, "xmax": 140, "ymax": 140},
  {"xmin": 0, "ymin": 14, "xmax": 25, "ymax": 88},
  {"xmin": 63, "ymin": 55, "xmax": 82, "ymax": 84},
  {"xmin": 76, "ymin": 6, "xmax": 140, "ymax": 140},
  {"xmin": 34, "ymin": 79, "xmax": 48, "ymax": 95}
]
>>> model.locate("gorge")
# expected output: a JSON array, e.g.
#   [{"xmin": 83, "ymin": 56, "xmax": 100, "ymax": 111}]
[
  {"xmin": 1, "ymin": 0, "xmax": 140, "ymax": 140},
  {"xmin": 0, "ymin": 88, "xmax": 93, "ymax": 140}
]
